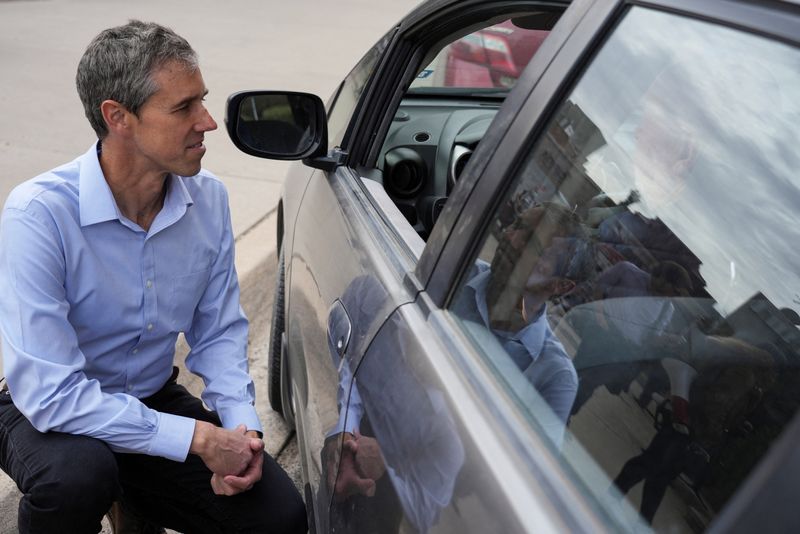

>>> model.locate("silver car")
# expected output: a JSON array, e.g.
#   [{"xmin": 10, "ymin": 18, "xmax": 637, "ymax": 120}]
[{"xmin": 226, "ymin": 0, "xmax": 800, "ymax": 531}]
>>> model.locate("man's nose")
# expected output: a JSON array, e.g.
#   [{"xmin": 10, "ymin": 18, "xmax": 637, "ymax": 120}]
[{"xmin": 198, "ymin": 106, "xmax": 218, "ymax": 132}]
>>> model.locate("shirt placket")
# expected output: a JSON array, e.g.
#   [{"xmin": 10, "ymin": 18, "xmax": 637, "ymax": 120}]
[{"xmin": 127, "ymin": 234, "xmax": 158, "ymax": 394}]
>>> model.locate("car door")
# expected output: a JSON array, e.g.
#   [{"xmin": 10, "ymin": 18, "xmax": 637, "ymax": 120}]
[
  {"xmin": 283, "ymin": 1, "xmax": 582, "ymax": 531},
  {"xmin": 337, "ymin": 0, "xmax": 800, "ymax": 532},
  {"xmin": 313, "ymin": 0, "xmax": 601, "ymax": 532}
]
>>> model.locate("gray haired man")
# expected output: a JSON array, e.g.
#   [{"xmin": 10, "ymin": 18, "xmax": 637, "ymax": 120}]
[{"xmin": 0, "ymin": 20, "xmax": 306, "ymax": 533}]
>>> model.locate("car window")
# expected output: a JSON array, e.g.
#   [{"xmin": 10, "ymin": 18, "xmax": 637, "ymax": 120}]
[
  {"xmin": 410, "ymin": 20, "xmax": 550, "ymax": 93},
  {"xmin": 374, "ymin": 10, "xmax": 561, "ymax": 244},
  {"xmin": 327, "ymin": 31, "xmax": 393, "ymax": 149},
  {"xmin": 448, "ymin": 6, "xmax": 800, "ymax": 531}
]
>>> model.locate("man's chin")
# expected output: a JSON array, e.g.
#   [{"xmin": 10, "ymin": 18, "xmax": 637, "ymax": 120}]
[{"xmin": 173, "ymin": 163, "xmax": 202, "ymax": 178}]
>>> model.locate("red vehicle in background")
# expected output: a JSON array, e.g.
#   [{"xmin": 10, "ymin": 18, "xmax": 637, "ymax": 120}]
[{"xmin": 443, "ymin": 20, "xmax": 549, "ymax": 88}]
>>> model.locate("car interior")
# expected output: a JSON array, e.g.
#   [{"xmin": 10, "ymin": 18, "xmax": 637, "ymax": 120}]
[{"xmin": 374, "ymin": 10, "xmax": 563, "ymax": 241}]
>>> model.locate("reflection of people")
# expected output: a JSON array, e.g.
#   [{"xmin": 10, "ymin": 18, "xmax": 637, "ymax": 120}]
[
  {"xmin": 594, "ymin": 65, "xmax": 705, "ymax": 292},
  {"xmin": 0, "ymin": 21, "xmax": 305, "ymax": 532},
  {"xmin": 613, "ymin": 337, "xmax": 776, "ymax": 524},
  {"xmin": 454, "ymin": 203, "xmax": 582, "ymax": 442},
  {"xmin": 569, "ymin": 260, "xmax": 692, "ymax": 416},
  {"xmin": 612, "ymin": 400, "xmax": 693, "ymax": 524},
  {"xmin": 322, "ymin": 276, "xmax": 465, "ymax": 533}
]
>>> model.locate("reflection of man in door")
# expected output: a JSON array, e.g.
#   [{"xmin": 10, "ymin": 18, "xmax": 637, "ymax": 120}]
[{"xmin": 453, "ymin": 202, "xmax": 584, "ymax": 443}]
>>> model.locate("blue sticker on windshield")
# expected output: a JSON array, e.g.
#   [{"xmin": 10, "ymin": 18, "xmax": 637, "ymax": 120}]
[{"xmin": 417, "ymin": 69, "xmax": 434, "ymax": 79}]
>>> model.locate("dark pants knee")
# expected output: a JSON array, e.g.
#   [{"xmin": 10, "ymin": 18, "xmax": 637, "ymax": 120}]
[{"xmin": 0, "ymin": 396, "xmax": 120, "ymax": 534}]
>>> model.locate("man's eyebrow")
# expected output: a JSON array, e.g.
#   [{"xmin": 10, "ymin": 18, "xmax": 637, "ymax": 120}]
[{"xmin": 172, "ymin": 89, "xmax": 209, "ymax": 109}]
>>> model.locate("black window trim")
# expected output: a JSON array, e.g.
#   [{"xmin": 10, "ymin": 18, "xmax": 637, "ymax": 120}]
[{"xmin": 328, "ymin": 26, "xmax": 402, "ymax": 157}]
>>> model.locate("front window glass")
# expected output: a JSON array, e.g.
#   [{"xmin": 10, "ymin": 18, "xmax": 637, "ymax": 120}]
[
  {"xmin": 327, "ymin": 31, "xmax": 392, "ymax": 148},
  {"xmin": 449, "ymin": 7, "xmax": 800, "ymax": 531}
]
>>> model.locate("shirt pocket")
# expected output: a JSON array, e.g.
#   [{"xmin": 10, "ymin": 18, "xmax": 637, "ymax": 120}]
[{"xmin": 169, "ymin": 268, "xmax": 212, "ymax": 331}]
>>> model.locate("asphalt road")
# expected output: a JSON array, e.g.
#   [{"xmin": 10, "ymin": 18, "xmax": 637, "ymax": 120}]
[{"xmin": 0, "ymin": 0, "xmax": 420, "ymax": 530}]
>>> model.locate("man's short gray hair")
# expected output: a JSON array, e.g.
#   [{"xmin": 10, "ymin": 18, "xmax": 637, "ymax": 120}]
[{"xmin": 76, "ymin": 20, "xmax": 198, "ymax": 138}]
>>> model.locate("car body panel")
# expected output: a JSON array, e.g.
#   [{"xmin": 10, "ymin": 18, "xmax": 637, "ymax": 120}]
[
  {"xmin": 331, "ymin": 291, "xmax": 611, "ymax": 532},
  {"xmin": 234, "ymin": 0, "xmax": 800, "ymax": 531},
  {"xmin": 285, "ymin": 164, "xmax": 422, "ymax": 529}
]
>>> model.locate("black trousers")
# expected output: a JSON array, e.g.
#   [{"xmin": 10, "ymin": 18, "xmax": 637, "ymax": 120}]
[{"xmin": 0, "ymin": 380, "xmax": 307, "ymax": 534}]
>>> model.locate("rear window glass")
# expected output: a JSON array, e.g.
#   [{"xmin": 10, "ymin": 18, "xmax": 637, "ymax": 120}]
[{"xmin": 450, "ymin": 6, "xmax": 800, "ymax": 531}]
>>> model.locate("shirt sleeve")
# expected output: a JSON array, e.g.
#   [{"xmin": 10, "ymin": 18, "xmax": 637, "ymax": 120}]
[
  {"xmin": 183, "ymin": 188, "xmax": 261, "ymax": 434},
  {"xmin": 329, "ymin": 360, "xmax": 363, "ymax": 437},
  {"xmin": 0, "ymin": 206, "xmax": 195, "ymax": 461}
]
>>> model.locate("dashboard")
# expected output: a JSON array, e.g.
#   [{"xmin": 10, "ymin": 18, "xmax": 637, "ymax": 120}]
[{"xmin": 376, "ymin": 97, "xmax": 501, "ymax": 239}]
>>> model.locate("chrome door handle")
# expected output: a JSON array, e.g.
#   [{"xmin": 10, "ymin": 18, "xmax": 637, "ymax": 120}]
[{"xmin": 327, "ymin": 299, "xmax": 352, "ymax": 360}]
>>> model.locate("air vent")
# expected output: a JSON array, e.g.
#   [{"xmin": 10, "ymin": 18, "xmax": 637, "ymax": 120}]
[
  {"xmin": 413, "ymin": 132, "xmax": 430, "ymax": 143},
  {"xmin": 454, "ymin": 151, "xmax": 471, "ymax": 180},
  {"xmin": 384, "ymin": 148, "xmax": 427, "ymax": 198}
]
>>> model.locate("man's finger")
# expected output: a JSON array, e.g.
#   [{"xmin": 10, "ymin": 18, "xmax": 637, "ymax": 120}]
[
  {"xmin": 211, "ymin": 474, "xmax": 238, "ymax": 496},
  {"xmin": 223, "ymin": 451, "xmax": 264, "ymax": 490},
  {"xmin": 343, "ymin": 438, "xmax": 358, "ymax": 454},
  {"xmin": 249, "ymin": 437, "xmax": 265, "ymax": 452}
]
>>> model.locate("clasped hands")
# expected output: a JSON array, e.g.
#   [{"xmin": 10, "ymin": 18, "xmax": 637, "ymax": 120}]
[
  {"xmin": 191, "ymin": 421, "xmax": 264, "ymax": 496},
  {"xmin": 325, "ymin": 430, "xmax": 386, "ymax": 502}
]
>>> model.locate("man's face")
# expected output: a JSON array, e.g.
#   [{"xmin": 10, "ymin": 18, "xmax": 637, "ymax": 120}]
[
  {"xmin": 524, "ymin": 237, "xmax": 574, "ymax": 297},
  {"xmin": 503, "ymin": 206, "xmax": 575, "ymax": 298},
  {"xmin": 128, "ymin": 60, "xmax": 217, "ymax": 177}
]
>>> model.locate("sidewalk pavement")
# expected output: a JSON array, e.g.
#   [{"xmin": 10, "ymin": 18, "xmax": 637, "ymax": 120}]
[{"xmin": 0, "ymin": 0, "xmax": 421, "ymax": 529}]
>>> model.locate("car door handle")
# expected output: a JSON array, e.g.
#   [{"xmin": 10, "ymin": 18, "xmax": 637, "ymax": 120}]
[{"xmin": 327, "ymin": 299, "xmax": 352, "ymax": 363}]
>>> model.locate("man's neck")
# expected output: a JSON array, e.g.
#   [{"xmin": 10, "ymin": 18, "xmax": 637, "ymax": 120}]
[{"xmin": 98, "ymin": 140, "xmax": 168, "ymax": 232}]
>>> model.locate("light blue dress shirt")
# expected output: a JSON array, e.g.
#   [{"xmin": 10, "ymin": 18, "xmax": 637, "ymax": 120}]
[
  {"xmin": 0, "ymin": 143, "xmax": 259, "ymax": 462},
  {"xmin": 456, "ymin": 263, "xmax": 578, "ymax": 430},
  {"xmin": 452, "ymin": 260, "xmax": 578, "ymax": 447}
]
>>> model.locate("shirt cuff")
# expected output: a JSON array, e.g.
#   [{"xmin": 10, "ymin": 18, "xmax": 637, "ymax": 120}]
[
  {"xmin": 149, "ymin": 412, "xmax": 196, "ymax": 462},
  {"xmin": 217, "ymin": 403, "xmax": 263, "ymax": 435}
]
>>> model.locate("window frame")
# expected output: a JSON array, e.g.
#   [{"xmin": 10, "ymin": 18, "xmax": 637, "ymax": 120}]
[
  {"xmin": 332, "ymin": 1, "xmax": 579, "ymax": 285},
  {"xmin": 421, "ymin": 0, "xmax": 800, "ymax": 529}
]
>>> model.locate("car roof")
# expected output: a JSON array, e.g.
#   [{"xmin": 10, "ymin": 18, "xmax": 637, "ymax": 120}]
[{"xmin": 397, "ymin": 0, "xmax": 800, "ymax": 29}]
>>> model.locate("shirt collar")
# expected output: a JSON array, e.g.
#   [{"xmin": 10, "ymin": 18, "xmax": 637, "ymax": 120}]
[
  {"xmin": 469, "ymin": 266, "xmax": 549, "ymax": 360},
  {"xmin": 79, "ymin": 142, "xmax": 119, "ymax": 227},
  {"xmin": 79, "ymin": 142, "xmax": 195, "ymax": 230}
]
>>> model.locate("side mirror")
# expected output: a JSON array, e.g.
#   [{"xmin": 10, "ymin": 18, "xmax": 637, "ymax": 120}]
[{"xmin": 225, "ymin": 91, "xmax": 328, "ymax": 161}]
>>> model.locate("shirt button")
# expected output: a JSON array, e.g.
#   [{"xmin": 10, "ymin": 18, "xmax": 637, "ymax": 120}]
[
  {"xmin": 127, "ymin": 385, "xmax": 133, "ymax": 391},
  {"xmin": 147, "ymin": 323, "xmax": 154, "ymax": 331},
  {"xmin": 146, "ymin": 280, "xmax": 153, "ymax": 288},
  {"xmin": 132, "ymin": 348, "xmax": 139, "ymax": 354}
]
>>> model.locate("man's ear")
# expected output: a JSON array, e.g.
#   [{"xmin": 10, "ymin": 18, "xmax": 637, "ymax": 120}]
[{"xmin": 100, "ymin": 100, "xmax": 132, "ymax": 136}]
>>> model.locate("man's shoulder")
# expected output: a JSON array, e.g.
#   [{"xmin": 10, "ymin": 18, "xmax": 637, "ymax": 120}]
[{"xmin": 5, "ymin": 160, "xmax": 80, "ymax": 216}]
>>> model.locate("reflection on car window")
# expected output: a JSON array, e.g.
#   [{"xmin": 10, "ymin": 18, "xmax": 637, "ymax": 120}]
[
  {"xmin": 327, "ymin": 31, "xmax": 392, "ymax": 148},
  {"xmin": 449, "ymin": 7, "xmax": 800, "ymax": 531},
  {"xmin": 410, "ymin": 20, "xmax": 549, "ymax": 92}
]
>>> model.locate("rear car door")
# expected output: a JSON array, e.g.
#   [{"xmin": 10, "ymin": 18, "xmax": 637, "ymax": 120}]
[{"xmin": 340, "ymin": 0, "xmax": 800, "ymax": 532}]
